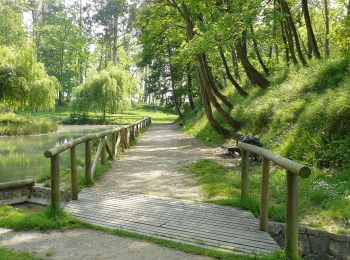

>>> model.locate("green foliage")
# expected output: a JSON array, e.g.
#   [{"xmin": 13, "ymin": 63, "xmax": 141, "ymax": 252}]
[
  {"xmin": 0, "ymin": 45, "xmax": 58, "ymax": 110},
  {"xmin": 185, "ymin": 159, "xmax": 350, "ymax": 233},
  {"xmin": 0, "ymin": 112, "xmax": 57, "ymax": 136},
  {"xmin": 0, "ymin": 0, "xmax": 26, "ymax": 47},
  {"xmin": 71, "ymin": 66, "xmax": 135, "ymax": 117},
  {"xmin": 331, "ymin": 16, "xmax": 350, "ymax": 53}
]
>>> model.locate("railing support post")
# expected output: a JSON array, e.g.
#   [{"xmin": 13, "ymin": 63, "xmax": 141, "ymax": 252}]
[
  {"xmin": 240, "ymin": 150, "xmax": 249, "ymax": 200},
  {"xmin": 286, "ymin": 170, "xmax": 299, "ymax": 260},
  {"xmin": 101, "ymin": 138, "xmax": 106, "ymax": 165},
  {"xmin": 260, "ymin": 157, "xmax": 270, "ymax": 231},
  {"xmin": 85, "ymin": 140, "xmax": 92, "ymax": 183},
  {"xmin": 70, "ymin": 146, "xmax": 78, "ymax": 200},
  {"xmin": 51, "ymin": 154, "xmax": 60, "ymax": 210},
  {"xmin": 111, "ymin": 132, "xmax": 117, "ymax": 157}
]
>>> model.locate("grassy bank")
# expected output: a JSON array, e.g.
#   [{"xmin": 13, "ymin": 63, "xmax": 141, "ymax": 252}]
[
  {"xmin": 0, "ymin": 113, "xmax": 57, "ymax": 136},
  {"xmin": 26, "ymin": 104, "xmax": 177, "ymax": 125},
  {"xmin": 181, "ymin": 57, "xmax": 350, "ymax": 233}
]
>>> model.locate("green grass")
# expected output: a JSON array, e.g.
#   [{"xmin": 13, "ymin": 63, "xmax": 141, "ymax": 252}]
[
  {"xmin": 0, "ymin": 247, "xmax": 41, "ymax": 260},
  {"xmin": 184, "ymin": 159, "xmax": 350, "ymax": 234},
  {"xmin": 0, "ymin": 112, "xmax": 57, "ymax": 136},
  {"xmin": 0, "ymin": 205, "xmax": 85, "ymax": 231},
  {"xmin": 29, "ymin": 104, "xmax": 177, "ymax": 125}
]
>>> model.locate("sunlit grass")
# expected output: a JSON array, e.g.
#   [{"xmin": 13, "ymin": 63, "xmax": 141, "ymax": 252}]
[
  {"xmin": 184, "ymin": 159, "xmax": 350, "ymax": 234},
  {"xmin": 0, "ymin": 247, "xmax": 41, "ymax": 260}
]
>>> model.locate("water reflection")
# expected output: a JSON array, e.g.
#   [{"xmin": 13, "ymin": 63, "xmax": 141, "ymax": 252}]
[{"xmin": 0, "ymin": 125, "xmax": 115, "ymax": 182}]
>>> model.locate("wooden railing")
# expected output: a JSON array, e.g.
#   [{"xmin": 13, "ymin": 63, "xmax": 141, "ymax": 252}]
[
  {"xmin": 44, "ymin": 117, "xmax": 151, "ymax": 211},
  {"xmin": 238, "ymin": 142, "xmax": 311, "ymax": 260}
]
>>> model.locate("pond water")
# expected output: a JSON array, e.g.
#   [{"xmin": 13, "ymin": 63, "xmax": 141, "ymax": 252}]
[{"xmin": 0, "ymin": 125, "xmax": 116, "ymax": 183}]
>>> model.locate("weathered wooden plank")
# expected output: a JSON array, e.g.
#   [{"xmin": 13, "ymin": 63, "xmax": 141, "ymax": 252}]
[
  {"xmin": 66, "ymin": 203, "xmax": 272, "ymax": 240},
  {"xmin": 80, "ymin": 189, "xmax": 257, "ymax": 218},
  {"xmin": 66, "ymin": 205, "xmax": 277, "ymax": 246},
  {"xmin": 68, "ymin": 211, "xmax": 277, "ymax": 254},
  {"xmin": 67, "ymin": 199, "xmax": 262, "ymax": 233}
]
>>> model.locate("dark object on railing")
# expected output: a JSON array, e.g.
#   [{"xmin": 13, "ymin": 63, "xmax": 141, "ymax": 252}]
[
  {"xmin": 44, "ymin": 117, "xmax": 152, "ymax": 211},
  {"xmin": 238, "ymin": 142, "xmax": 311, "ymax": 260},
  {"xmin": 222, "ymin": 134, "xmax": 262, "ymax": 157}
]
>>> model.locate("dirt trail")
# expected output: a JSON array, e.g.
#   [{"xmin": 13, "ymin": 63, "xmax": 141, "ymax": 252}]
[{"xmin": 95, "ymin": 123, "xmax": 231, "ymax": 200}]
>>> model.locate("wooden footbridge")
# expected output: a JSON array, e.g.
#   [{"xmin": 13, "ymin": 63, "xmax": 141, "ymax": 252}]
[{"xmin": 44, "ymin": 117, "xmax": 311, "ymax": 259}]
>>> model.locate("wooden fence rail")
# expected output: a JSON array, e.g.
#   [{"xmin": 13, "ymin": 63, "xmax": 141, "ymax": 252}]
[
  {"xmin": 238, "ymin": 142, "xmax": 311, "ymax": 260},
  {"xmin": 44, "ymin": 117, "xmax": 151, "ymax": 210}
]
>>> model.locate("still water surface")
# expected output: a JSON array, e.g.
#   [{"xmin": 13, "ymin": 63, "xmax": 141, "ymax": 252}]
[{"xmin": 0, "ymin": 125, "xmax": 115, "ymax": 183}]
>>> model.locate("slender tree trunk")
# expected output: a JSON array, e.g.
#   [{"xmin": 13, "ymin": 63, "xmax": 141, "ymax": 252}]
[
  {"xmin": 143, "ymin": 67, "xmax": 148, "ymax": 103},
  {"xmin": 186, "ymin": 70, "xmax": 195, "ymax": 110},
  {"xmin": 280, "ymin": 21, "xmax": 290, "ymax": 65},
  {"xmin": 202, "ymin": 54, "xmax": 234, "ymax": 109},
  {"xmin": 324, "ymin": 0, "xmax": 330, "ymax": 57},
  {"xmin": 250, "ymin": 24, "xmax": 270, "ymax": 75},
  {"xmin": 167, "ymin": 46, "xmax": 183, "ymax": 119},
  {"xmin": 284, "ymin": 20, "xmax": 299, "ymax": 65},
  {"xmin": 235, "ymin": 40, "xmax": 270, "ymax": 89},
  {"xmin": 302, "ymin": 0, "xmax": 321, "ymax": 59},
  {"xmin": 182, "ymin": 3, "xmax": 234, "ymax": 136},
  {"xmin": 78, "ymin": 0, "xmax": 84, "ymax": 83},
  {"xmin": 113, "ymin": 16, "xmax": 119, "ymax": 66},
  {"xmin": 281, "ymin": 0, "xmax": 308, "ymax": 66},
  {"xmin": 231, "ymin": 48, "xmax": 241, "ymax": 80},
  {"xmin": 218, "ymin": 46, "xmax": 248, "ymax": 97}
]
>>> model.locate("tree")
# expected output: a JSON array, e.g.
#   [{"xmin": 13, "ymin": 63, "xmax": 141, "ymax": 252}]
[{"xmin": 302, "ymin": 0, "xmax": 321, "ymax": 59}]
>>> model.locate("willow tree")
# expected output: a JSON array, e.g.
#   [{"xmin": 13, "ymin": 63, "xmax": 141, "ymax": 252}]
[{"xmin": 71, "ymin": 66, "xmax": 133, "ymax": 119}]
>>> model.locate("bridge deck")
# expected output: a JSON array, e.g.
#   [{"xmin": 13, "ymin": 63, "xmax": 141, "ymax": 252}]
[{"xmin": 66, "ymin": 188, "xmax": 279, "ymax": 255}]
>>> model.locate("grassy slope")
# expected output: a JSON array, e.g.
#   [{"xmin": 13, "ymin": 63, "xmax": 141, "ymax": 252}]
[{"xmin": 182, "ymin": 57, "xmax": 350, "ymax": 233}]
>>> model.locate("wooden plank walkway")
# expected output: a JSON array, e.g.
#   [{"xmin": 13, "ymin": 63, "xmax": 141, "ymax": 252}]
[{"xmin": 66, "ymin": 188, "xmax": 279, "ymax": 255}]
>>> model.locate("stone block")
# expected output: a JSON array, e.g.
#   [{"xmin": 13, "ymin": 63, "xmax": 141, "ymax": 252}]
[
  {"xmin": 309, "ymin": 235, "xmax": 330, "ymax": 254},
  {"xmin": 329, "ymin": 241, "xmax": 350, "ymax": 260}
]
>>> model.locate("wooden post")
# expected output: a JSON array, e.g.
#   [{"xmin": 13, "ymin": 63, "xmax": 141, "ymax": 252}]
[
  {"xmin": 286, "ymin": 170, "xmax": 299, "ymax": 260},
  {"xmin": 111, "ymin": 132, "xmax": 117, "ymax": 157},
  {"xmin": 260, "ymin": 157, "xmax": 270, "ymax": 231},
  {"xmin": 85, "ymin": 140, "xmax": 92, "ymax": 183},
  {"xmin": 240, "ymin": 150, "xmax": 249, "ymax": 200},
  {"xmin": 101, "ymin": 137, "xmax": 106, "ymax": 165},
  {"xmin": 51, "ymin": 154, "xmax": 60, "ymax": 210},
  {"xmin": 70, "ymin": 146, "xmax": 78, "ymax": 200}
]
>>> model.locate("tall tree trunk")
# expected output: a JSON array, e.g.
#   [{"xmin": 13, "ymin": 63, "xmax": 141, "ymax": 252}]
[
  {"xmin": 280, "ymin": 0, "xmax": 308, "ymax": 66},
  {"xmin": 168, "ymin": 46, "xmax": 183, "ymax": 119},
  {"xmin": 231, "ymin": 48, "xmax": 241, "ymax": 80},
  {"xmin": 78, "ymin": 0, "xmax": 84, "ymax": 83},
  {"xmin": 143, "ymin": 67, "xmax": 148, "ymax": 103},
  {"xmin": 302, "ymin": 0, "xmax": 321, "ymax": 59},
  {"xmin": 182, "ymin": 3, "xmax": 235, "ymax": 136},
  {"xmin": 113, "ymin": 17, "xmax": 119, "ymax": 66},
  {"xmin": 187, "ymin": 70, "xmax": 195, "ymax": 110},
  {"xmin": 235, "ymin": 39, "xmax": 270, "ymax": 89},
  {"xmin": 202, "ymin": 54, "xmax": 234, "ymax": 109},
  {"xmin": 249, "ymin": 24, "xmax": 270, "ymax": 75},
  {"xmin": 324, "ymin": 0, "xmax": 330, "ymax": 57},
  {"xmin": 218, "ymin": 46, "xmax": 248, "ymax": 97},
  {"xmin": 280, "ymin": 21, "xmax": 290, "ymax": 65},
  {"xmin": 284, "ymin": 20, "xmax": 299, "ymax": 65}
]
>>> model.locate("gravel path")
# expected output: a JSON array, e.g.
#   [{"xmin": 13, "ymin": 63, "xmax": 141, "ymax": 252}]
[
  {"xmin": 0, "ymin": 229, "xmax": 210, "ymax": 260},
  {"xmin": 95, "ymin": 123, "xmax": 230, "ymax": 200}
]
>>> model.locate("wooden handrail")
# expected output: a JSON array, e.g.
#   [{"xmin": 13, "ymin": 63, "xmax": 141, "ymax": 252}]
[
  {"xmin": 44, "ymin": 116, "xmax": 151, "ymax": 211},
  {"xmin": 238, "ymin": 141, "xmax": 311, "ymax": 260}
]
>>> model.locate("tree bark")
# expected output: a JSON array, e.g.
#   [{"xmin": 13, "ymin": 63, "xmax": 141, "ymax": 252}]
[
  {"xmin": 249, "ymin": 24, "xmax": 270, "ymax": 75},
  {"xmin": 218, "ymin": 46, "xmax": 248, "ymax": 97},
  {"xmin": 231, "ymin": 48, "xmax": 241, "ymax": 80},
  {"xmin": 280, "ymin": 0, "xmax": 308, "ymax": 66},
  {"xmin": 187, "ymin": 70, "xmax": 195, "ymax": 110},
  {"xmin": 280, "ymin": 21, "xmax": 290, "ymax": 65},
  {"xmin": 324, "ymin": 0, "xmax": 330, "ymax": 57},
  {"xmin": 113, "ymin": 16, "xmax": 119, "ymax": 66},
  {"xmin": 168, "ymin": 47, "xmax": 183, "ymax": 119},
  {"xmin": 143, "ymin": 67, "xmax": 148, "ymax": 103},
  {"xmin": 235, "ymin": 38, "xmax": 270, "ymax": 89},
  {"xmin": 302, "ymin": 0, "xmax": 321, "ymax": 59}
]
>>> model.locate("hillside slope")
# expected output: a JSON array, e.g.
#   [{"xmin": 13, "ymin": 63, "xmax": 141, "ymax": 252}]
[{"xmin": 182, "ymin": 57, "xmax": 350, "ymax": 170}]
